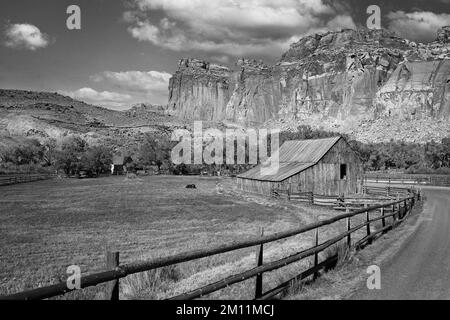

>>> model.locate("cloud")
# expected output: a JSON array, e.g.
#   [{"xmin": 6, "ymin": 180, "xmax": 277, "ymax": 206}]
[
  {"xmin": 125, "ymin": 0, "xmax": 356, "ymax": 58},
  {"xmin": 91, "ymin": 70, "xmax": 171, "ymax": 94},
  {"xmin": 62, "ymin": 88, "xmax": 133, "ymax": 109},
  {"xmin": 387, "ymin": 11, "xmax": 450, "ymax": 43},
  {"xmin": 90, "ymin": 70, "xmax": 171, "ymax": 105},
  {"xmin": 61, "ymin": 69, "xmax": 171, "ymax": 109},
  {"xmin": 4, "ymin": 23, "xmax": 51, "ymax": 50}
]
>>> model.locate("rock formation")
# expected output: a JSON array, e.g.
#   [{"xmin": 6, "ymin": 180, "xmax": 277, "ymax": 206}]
[
  {"xmin": 167, "ymin": 27, "xmax": 450, "ymax": 142},
  {"xmin": 167, "ymin": 58, "xmax": 232, "ymax": 121}
]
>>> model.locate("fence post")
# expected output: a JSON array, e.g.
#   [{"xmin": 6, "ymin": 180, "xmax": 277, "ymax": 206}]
[
  {"xmin": 287, "ymin": 185, "xmax": 291, "ymax": 201},
  {"xmin": 313, "ymin": 228, "xmax": 319, "ymax": 280},
  {"xmin": 106, "ymin": 251, "xmax": 120, "ymax": 300},
  {"xmin": 346, "ymin": 208, "xmax": 351, "ymax": 248},
  {"xmin": 381, "ymin": 207, "xmax": 386, "ymax": 231},
  {"xmin": 310, "ymin": 192, "xmax": 314, "ymax": 205},
  {"xmin": 399, "ymin": 201, "xmax": 404, "ymax": 219},
  {"xmin": 254, "ymin": 227, "xmax": 264, "ymax": 299},
  {"xmin": 365, "ymin": 204, "xmax": 372, "ymax": 244}
]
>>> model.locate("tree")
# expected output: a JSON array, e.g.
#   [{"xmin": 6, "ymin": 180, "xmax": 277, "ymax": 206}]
[
  {"xmin": 55, "ymin": 136, "xmax": 88, "ymax": 174},
  {"xmin": 81, "ymin": 145, "xmax": 112, "ymax": 174},
  {"xmin": 138, "ymin": 134, "xmax": 173, "ymax": 171},
  {"xmin": 42, "ymin": 139, "xmax": 57, "ymax": 167}
]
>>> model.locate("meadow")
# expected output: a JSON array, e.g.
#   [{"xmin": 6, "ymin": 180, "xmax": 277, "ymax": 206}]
[{"xmin": 0, "ymin": 175, "xmax": 354, "ymax": 299}]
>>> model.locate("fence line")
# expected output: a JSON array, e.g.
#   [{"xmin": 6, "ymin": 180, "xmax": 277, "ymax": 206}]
[
  {"xmin": 364, "ymin": 173, "xmax": 450, "ymax": 187},
  {"xmin": 0, "ymin": 187, "xmax": 421, "ymax": 301},
  {"xmin": 0, "ymin": 173, "xmax": 55, "ymax": 186},
  {"xmin": 271, "ymin": 185, "xmax": 413, "ymax": 210}
]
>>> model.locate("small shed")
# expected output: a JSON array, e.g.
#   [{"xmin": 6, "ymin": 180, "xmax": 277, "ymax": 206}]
[
  {"xmin": 111, "ymin": 155, "xmax": 125, "ymax": 175},
  {"xmin": 237, "ymin": 136, "xmax": 363, "ymax": 196}
]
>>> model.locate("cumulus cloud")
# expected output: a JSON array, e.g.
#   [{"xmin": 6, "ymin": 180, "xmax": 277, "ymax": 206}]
[
  {"xmin": 125, "ymin": 0, "xmax": 356, "ymax": 58},
  {"xmin": 90, "ymin": 70, "xmax": 171, "ymax": 105},
  {"xmin": 62, "ymin": 88, "xmax": 133, "ymax": 109},
  {"xmin": 387, "ymin": 11, "xmax": 450, "ymax": 43},
  {"xmin": 4, "ymin": 23, "xmax": 51, "ymax": 50},
  {"xmin": 61, "ymin": 69, "xmax": 171, "ymax": 109},
  {"xmin": 91, "ymin": 70, "xmax": 171, "ymax": 94}
]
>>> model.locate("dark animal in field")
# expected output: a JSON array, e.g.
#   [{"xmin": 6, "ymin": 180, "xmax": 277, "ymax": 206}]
[{"xmin": 186, "ymin": 184, "xmax": 197, "ymax": 189}]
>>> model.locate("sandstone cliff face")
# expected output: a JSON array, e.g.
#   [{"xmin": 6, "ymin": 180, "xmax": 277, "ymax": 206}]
[
  {"xmin": 167, "ymin": 27, "xmax": 450, "ymax": 140},
  {"xmin": 167, "ymin": 58, "xmax": 232, "ymax": 121}
]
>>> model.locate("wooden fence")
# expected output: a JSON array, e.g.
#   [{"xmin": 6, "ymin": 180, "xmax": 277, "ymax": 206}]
[
  {"xmin": 364, "ymin": 173, "xmax": 450, "ymax": 187},
  {"xmin": 0, "ymin": 173, "xmax": 55, "ymax": 186},
  {"xmin": 0, "ymin": 188, "xmax": 421, "ymax": 301},
  {"xmin": 271, "ymin": 185, "xmax": 413, "ymax": 210}
]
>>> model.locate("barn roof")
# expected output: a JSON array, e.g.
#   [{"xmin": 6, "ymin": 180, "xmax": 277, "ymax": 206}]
[
  {"xmin": 112, "ymin": 155, "xmax": 124, "ymax": 165},
  {"xmin": 237, "ymin": 136, "xmax": 342, "ymax": 182}
]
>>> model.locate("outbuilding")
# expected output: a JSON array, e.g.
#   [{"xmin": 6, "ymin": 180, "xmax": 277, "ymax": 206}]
[
  {"xmin": 237, "ymin": 136, "xmax": 363, "ymax": 196},
  {"xmin": 111, "ymin": 155, "xmax": 125, "ymax": 175}
]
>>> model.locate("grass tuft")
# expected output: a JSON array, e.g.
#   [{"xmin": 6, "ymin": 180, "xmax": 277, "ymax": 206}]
[{"xmin": 121, "ymin": 265, "xmax": 181, "ymax": 300}]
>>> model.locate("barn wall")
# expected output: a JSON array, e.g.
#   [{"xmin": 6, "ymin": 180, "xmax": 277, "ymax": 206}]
[
  {"xmin": 281, "ymin": 139, "xmax": 363, "ymax": 196},
  {"xmin": 237, "ymin": 177, "xmax": 274, "ymax": 195},
  {"xmin": 238, "ymin": 138, "xmax": 363, "ymax": 196}
]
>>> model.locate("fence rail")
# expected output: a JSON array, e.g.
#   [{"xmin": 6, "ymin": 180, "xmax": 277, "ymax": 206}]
[
  {"xmin": 272, "ymin": 185, "xmax": 413, "ymax": 210},
  {"xmin": 0, "ymin": 186, "xmax": 421, "ymax": 301},
  {"xmin": 0, "ymin": 173, "xmax": 55, "ymax": 186},
  {"xmin": 364, "ymin": 173, "xmax": 450, "ymax": 187}
]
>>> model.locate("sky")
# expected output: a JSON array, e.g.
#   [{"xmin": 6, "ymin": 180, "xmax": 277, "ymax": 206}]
[{"xmin": 0, "ymin": 0, "xmax": 448, "ymax": 110}]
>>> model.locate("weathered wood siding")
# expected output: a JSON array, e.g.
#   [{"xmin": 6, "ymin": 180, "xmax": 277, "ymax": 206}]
[
  {"xmin": 237, "ymin": 138, "xmax": 363, "ymax": 196},
  {"xmin": 237, "ymin": 178, "xmax": 273, "ymax": 195}
]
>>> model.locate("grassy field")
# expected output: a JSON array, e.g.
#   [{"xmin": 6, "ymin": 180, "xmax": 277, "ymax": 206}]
[{"xmin": 0, "ymin": 175, "xmax": 358, "ymax": 299}]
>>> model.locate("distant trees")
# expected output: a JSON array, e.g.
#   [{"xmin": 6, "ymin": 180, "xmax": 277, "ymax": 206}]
[
  {"xmin": 281, "ymin": 125, "xmax": 450, "ymax": 174},
  {"xmin": 1, "ymin": 125, "xmax": 450, "ymax": 176},
  {"xmin": 280, "ymin": 125, "xmax": 343, "ymax": 143},
  {"xmin": 137, "ymin": 134, "xmax": 173, "ymax": 171},
  {"xmin": 350, "ymin": 138, "xmax": 450, "ymax": 173},
  {"xmin": 0, "ymin": 138, "xmax": 57, "ymax": 174},
  {"xmin": 81, "ymin": 145, "xmax": 113, "ymax": 174},
  {"xmin": 0, "ymin": 139, "xmax": 45, "ymax": 165},
  {"xmin": 54, "ymin": 137, "xmax": 112, "ymax": 175},
  {"xmin": 54, "ymin": 136, "xmax": 87, "ymax": 174}
]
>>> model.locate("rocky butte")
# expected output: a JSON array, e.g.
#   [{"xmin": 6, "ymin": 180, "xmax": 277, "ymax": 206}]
[{"xmin": 167, "ymin": 27, "xmax": 450, "ymax": 143}]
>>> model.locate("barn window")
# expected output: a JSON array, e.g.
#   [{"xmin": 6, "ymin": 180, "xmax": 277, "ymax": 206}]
[{"xmin": 340, "ymin": 164, "xmax": 347, "ymax": 180}]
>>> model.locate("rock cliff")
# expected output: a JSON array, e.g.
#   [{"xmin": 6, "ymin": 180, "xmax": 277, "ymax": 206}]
[
  {"xmin": 167, "ymin": 58, "xmax": 232, "ymax": 121},
  {"xmin": 167, "ymin": 27, "xmax": 450, "ymax": 142}
]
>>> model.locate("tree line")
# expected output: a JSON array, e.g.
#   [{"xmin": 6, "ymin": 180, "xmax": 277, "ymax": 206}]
[
  {"xmin": 1, "ymin": 126, "xmax": 450, "ymax": 176},
  {"xmin": 0, "ymin": 137, "xmax": 113, "ymax": 175},
  {"xmin": 280, "ymin": 125, "xmax": 450, "ymax": 174}
]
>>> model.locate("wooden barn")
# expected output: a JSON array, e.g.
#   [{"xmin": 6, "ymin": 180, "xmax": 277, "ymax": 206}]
[
  {"xmin": 111, "ymin": 155, "xmax": 125, "ymax": 175},
  {"xmin": 237, "ymin": 136, "xmax": 363, "ymax": 196}
]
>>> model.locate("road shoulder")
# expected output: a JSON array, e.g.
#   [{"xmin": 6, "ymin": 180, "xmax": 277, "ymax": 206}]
[{"xmin": 286, "ymin": 198, "xmax": 426, "ymax": 300}]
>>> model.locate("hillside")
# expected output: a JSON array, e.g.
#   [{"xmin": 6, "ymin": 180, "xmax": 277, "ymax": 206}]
[
  {"xmin": 0, "ymin": 90, "xmax": 182, "ymax": 151},
  {"xmin": 167, "ymin": 27, "xmax": 450, "ymax": 143}
]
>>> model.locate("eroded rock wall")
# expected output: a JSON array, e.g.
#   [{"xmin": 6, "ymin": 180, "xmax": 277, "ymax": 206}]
[
  {"xmin": 167, "ymin": 28, "xmax": 450, "ymax": 133},
  {"xmin": 167, "ymin": 58, "xmax": 232, "ymax": 121}
]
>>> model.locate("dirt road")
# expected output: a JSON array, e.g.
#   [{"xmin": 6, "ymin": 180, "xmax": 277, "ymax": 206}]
[{"xmin": 351, "ymin": 187, "xmax": 450, "ymax": 299}]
